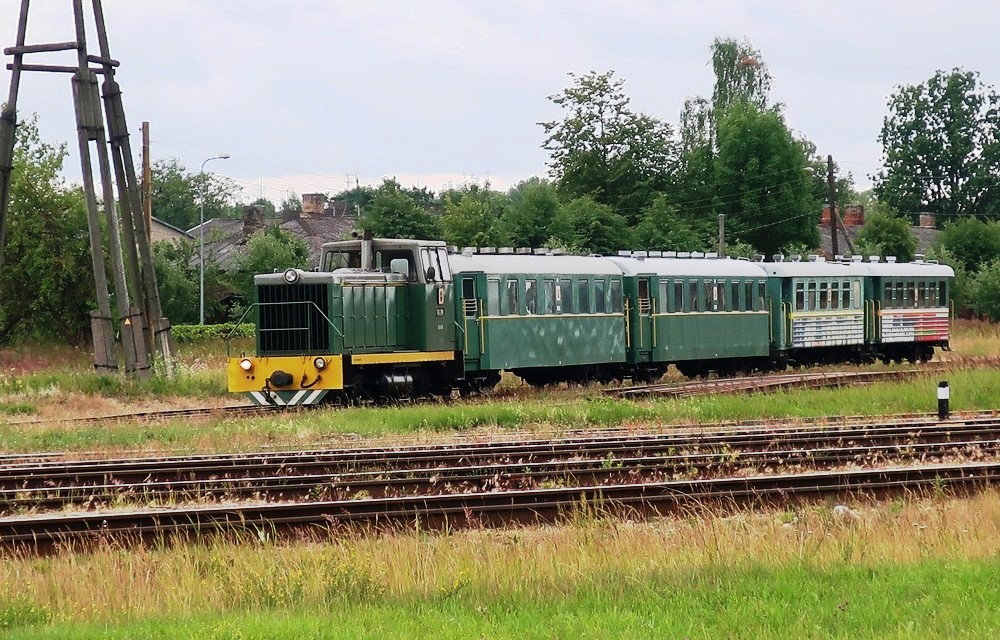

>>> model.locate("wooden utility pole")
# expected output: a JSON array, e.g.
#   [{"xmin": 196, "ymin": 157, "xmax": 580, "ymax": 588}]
[
  {"xmin": 0, "ymin": 0, "xmax": 174, "ymax": 378},
  {"xmin": 718, "ymin": 213, "xmax": 726, "ymax": 258},
  {"xmin": 142, "ymin": 121, "xmax": 151, "ymax": 242},
  {"xmin": 827, "ymin": 155, "xmax": 838, "ymax": 258}
]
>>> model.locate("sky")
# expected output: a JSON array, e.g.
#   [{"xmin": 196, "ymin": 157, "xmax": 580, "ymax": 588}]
[{"xmin": 1, "ymin": 0, "xmax": 998, "ymax": 207}]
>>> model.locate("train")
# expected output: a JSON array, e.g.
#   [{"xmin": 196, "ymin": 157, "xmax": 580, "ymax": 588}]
[{"xmin": 227, "ymin": 234, "xmax": 953, "ymax": 406}]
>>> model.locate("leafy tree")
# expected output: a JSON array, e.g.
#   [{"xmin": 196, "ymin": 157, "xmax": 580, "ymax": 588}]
[
  {"xmin": 441, "ymin": 185, "xmax": 508, "ymax": 248},
  {"xmin": 0, "ymin": 116, "xmax": 94, "ymax": 343},
  {"xmin": 279, "ymin": 192, "xmax": 302, "ymax": 216},
  {"xmin": 247, "ymin": 197, "xmax": 276, "ymax": 218},
  {"xmin": 550, "ymin": 196, "xmax": 632, "ymax": 255},
  {"xmin": 359, "ymin": 179, "xmax": 441, "ymax": 239},
  {"xmin": 935, "ymin": 217, "xmax": 1000, "ymax": 273},
  {"xmin": 710, "ymin": 37, "xmax": 773, "ymax": 117},
  {"xmin": 152, "ymin": 238, "xmax": 203, "ymax": 324},
  {"xmin": 501, "ymin": 178, "xmax": 562, "ymax": 247},
  {"xmin": 330, "ymin": 185, "xmax": 374, "ymax": 215},
  {"xmin": 226, "ymin": 227, "xmax": 311, "ymax": 307},
  {"xmin": 633, "ymin": 196, "xmax": 704, "ymax": 251},
  {"xmin": 540, "ymin": 70, "xmax": 675, "ymax": 223},
  {"xmin": 150, "ymin": 158, "xmax": 240, "ymax": 231},
  {"xmin": 853, "ymin": 211, "xmax": 917, "ymax": 262},
  {"xmin": 969, "ymin": 259, "xmax": 1000, "ymax": 321},
  {"xmin": 713, "ymin": 103, "xmax": 818, "ymax": 256},
  {"xmin": 874, "ymin": 68, "xmax": 1000, "ymax": 222}
]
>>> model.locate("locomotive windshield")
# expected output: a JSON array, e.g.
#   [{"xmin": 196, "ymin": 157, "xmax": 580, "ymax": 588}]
[{"xmin": 321, "ymin": 244, "xmax": 451, "ymax": 283}]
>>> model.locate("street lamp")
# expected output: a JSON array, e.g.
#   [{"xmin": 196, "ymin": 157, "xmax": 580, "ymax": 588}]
[{"xmin": 199, "ymin": 154, "xmax": 230, "ymax": 324}]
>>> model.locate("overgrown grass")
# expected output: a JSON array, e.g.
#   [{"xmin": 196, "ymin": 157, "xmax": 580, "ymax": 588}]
[{"xmin": 3, "ymin": 491, "xmax": 1000, "ymax": 638}]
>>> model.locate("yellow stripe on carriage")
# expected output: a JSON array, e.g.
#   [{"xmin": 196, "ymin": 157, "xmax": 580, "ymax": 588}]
[{"xmin": 350, "ymin": 351, "xmax": 455, "ymax": 365}]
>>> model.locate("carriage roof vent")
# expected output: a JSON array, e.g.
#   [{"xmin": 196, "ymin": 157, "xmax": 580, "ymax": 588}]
[
  {"xmin": 498, "ymin": 247, "xmax": 514, "ymax": 254},
  {"xmin": 691, "ymin": 251, "xmax": 705, "ymax": 258},
  {"xmin": 851, "ymin": 255, "xmax": 863, "ymax": 262},
  {"xmin": 808, "ymin": 255, "xmax": 825, "ymax": 262},
  {"xmin": 772, "ymin": 254, "xmax": 783, "ymax": 262},
  {"xmin": 677, "ymin": 252, "xmax": 691, "ymax": 259},
  {"xmin": 515, "ymin": 248, "xmax": 532, "ymax": 255},
  {"xmin": 649, "ymin": 250, "xmax": 662, "ymax": 258},
  {"xmin": 737, "ymin": 256, "xmax": 749, "ymax": 261},
  {"xmin": 834, "ymin": 254, "xmax": 844, "ymax": 261},
  {"xmin": 753, "ymin": 255, "xmax": 765, "ymax": 262},
  {"xmin": 549, "ymin": 248, "xmax": 566, "ymax": 256},
  {"xmin": 633, "ymin": 250, "xmax": 648, "ymax": 259},
  {"xmin": 886, "ymin": 256, "xmax": 897, "ymax": 263},
  {"xmin": 533, "ymin": 248, "xmax": 548, "ymax": 255},
  {"xmin": 914, "ymin": 253, "xmax": 925, "ymax": 263},
  {"xmin": 790, "ymin": 255, "xmax": 802, "ymax": 262},
  {"xmin": 664, "ymin": 251, "xmax": 677, "ymax": 258},
  {"xmin": 588, "ymin": 253, "xmax": 603, "ymax": 257},
  {"xmin": 618, "ymin": 250, "xmax": 631, "ymax": 257},
  {"xmin": 868, "ymin": 255, "xmax": 880, "ymax": 262},
  {"xmin": 461, "ymin": 247, "xmax": 475, "ymax": 256},
  {"xmin": 705, "ymin": 252, "xmax": 718, "ymax": 259},
  {"xmin": 479, "ymin": 247, "xmax": 496, "ymax": 254}
]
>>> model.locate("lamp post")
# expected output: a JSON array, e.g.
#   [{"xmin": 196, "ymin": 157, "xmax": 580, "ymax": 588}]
[{"xmin": 199, "ymin": 154, "xmax": 229, "ymax": 324}]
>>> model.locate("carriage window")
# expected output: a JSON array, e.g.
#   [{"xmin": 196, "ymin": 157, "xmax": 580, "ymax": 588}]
[
  {"xmin": 610, "ymin": 280, "xmax": 623, "ymax": 313},
  {"xmin": 525, "ymin": 279, "xmax": 537, "ymax": 314},
  {"xmin": 731, "ymin": 282, "xmax": 741, "ymax": 311},
  {"xmin": 807, "ymin": 282, "xmax": 817, "ymax": 311},
  {"xmin": 660, "ymin": 282, "xmax": 670, "ymax": 309},
  {"xmin": 831, "ymin": 281, "xmax": 840, "ymax": 310},
  {"xmin": 819, "ymin": 282, "xmax": 829, "ymax": 310},
  {"xmin": 894, "ymin": 282, "xmax": 904, "ymax": 309},
  {"xmin": 595, "ymin": 279, "xmax": 606, "ymax": 313},
  {"xmin": 853, "ymin": 281, "xmax": 862, "ymax": 309},
  {"xmin": 487, "ymin": 279, "xmax": 500, "ymax": 316},
  {"xmin": 939, "ymin": 280, "xmax": 947, "ymax": 306},
  {"xmin": 704, "ymin": 280, "xmax": 715, "ymax": 312},
  {"xmin": 559, "ymin": 279, "xmax": 573, "ymax": 314},
  {"xmin": 690, "ymin": 281, "xmax": 699, "ymax": 312},
  {"xmin": 758, "ymin": 282, "xmax": 766, "ymax": 310},
  {"xmin": 909, "ymin": 281, "xmax": 918, "ymax": 308},
  {"xmin": 578, "ymin": 280, "xmax": 590, "ymax": 313},
  {"xmin": 715, "ymin": 282, "xmax": 726, "ymax": 312},
  {"xmin": 917, "ymin": 282, "xmax": 926, "ymax": 308},
  {"xmin": 884, "ymin": 282, "xmax": 893, "ymax": 306},
  {"xmin": 674, "ymin": 281, "xmax": 684, "ymax": 312},
  {"xmin": 506, "ymin": 280, "xmax": 519, "ymax": 315},
  {"xmin": 543, "ymin": 279, "xmax": 556, "ymax": 314},
  {"xmin": 744, "ymin": 282, "xmax": 753, "ymax": 311},
  {"xmin": 795, "ymin": 282, "xmax": 805, "ymax": 311}
]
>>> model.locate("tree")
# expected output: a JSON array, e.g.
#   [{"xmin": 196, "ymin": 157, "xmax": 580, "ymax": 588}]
[
  {"xmin": 969, "ymin": 260, "xmax": 1000, "ymax": 321},
  {"xmin": 713, "ymin": 103, "xmax": 818, "ymax": 256},
  {"xmin": 633, "ymin": 196, "xmax": 704, "ymax": 251},
  {"xmin": 853, "ymin": 211, "xmax": 917, "ymax": 262},
  {"xmin": 279, "ymin": 192, "xmax": 302, "ymax": 216},
  {"xmin": 150, "ymin": 158, "xmax": 240, "ymax": 231},
  {"xmin": 501, "ymin": 178, "xmax": 561, "ymax": 248},
  {"xmin": 935, "ymin": 217, "xmax": 1000, "ymax": 273},
  {"xmin": 539, "ymin": 71, "xmax": 675, "ymax": 223},
  {"xmin": 440, "ymin": 185, "xmax": 508, "ymax": 248},
  {"xmin": 358, "ymin": 179, "xmax": 441, "ymax": 239},
  {"xmin": 874, "ymin": 68, "xmax": 1000, "ymax": 222},
  {"xmin": 0, "ymin": 116, "xmax": 94, "ymax": 343},
  {"xmin": 710, "ymin": 37, "xmax": 773, "ymax": 117},
  {"xmin": 226, "ymin": 227, "xmax": 311, "ymax": 308},
  {"xmin": 152, "ymin": 238, "xmax": 202, "ymax": 324},
  {"xmin": 550, "ymin": 196, "xmax": 632, "ymax": 255}
]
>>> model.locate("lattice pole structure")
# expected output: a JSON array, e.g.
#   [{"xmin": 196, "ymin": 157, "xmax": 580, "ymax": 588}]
[{"xmin": 0, "ymin": 0, "xmax": 175, "ymax": 378}]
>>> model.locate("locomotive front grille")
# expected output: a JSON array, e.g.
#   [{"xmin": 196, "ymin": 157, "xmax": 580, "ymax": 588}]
[{"xmin": 257, "ymin": 283, "xmax": 331, "ymax": 353}]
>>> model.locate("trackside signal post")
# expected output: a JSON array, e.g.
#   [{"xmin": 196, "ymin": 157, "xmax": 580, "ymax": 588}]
[{"xmin": 0, "ymin": 0, "xmax": 174, "ymax": 378}]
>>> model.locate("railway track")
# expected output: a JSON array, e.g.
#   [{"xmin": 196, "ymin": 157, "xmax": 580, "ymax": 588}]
[
  {"xmin": 2, "ymin": 462, "xmax": 997, "ymax": 546},
  {"xmin": 2, "ymin": 413, "xmax": 999, "ymax": 545}
]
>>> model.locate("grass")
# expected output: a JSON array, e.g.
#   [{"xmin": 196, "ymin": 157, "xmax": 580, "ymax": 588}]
[{"xmin": 2, "ymin": 490, "xmax": 1000, "ymax": 637}]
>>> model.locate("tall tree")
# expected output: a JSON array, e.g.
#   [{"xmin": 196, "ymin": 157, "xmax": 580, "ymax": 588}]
[
  {"xmin": 0, "ymin": 116, "xmax": 94, "ymax": 343},
  {"xmin": 501, "ymin": 178, "xmax": 561, "ymax": 248},
  {"xmin": 713, "ymin": 103, "xmax": 818, "ymax": 256},
  {"xmin": 710, "ymin": 37, "xmax": 772, "ymax": 117},
  {"xmin": 150, "ymin": 158, "xmax": 240, "ymax": 231},
  {"xmin": 440, "ymin": 185, "xmax": 508, "ymax": 248},
  {"xmin": 549, "ymin": 196, "xmax": 632, "ymax": 255},
  {"xmin": 539, "ymin": 71, "xmax": 675, "ymax": 223},
  {"xmin": 359, "ymin": 179, "xmax": 441, "ymax": 240},
  {"xmin": 874, "ymin": 68, "xmax": 1000, "ymax": 222}
]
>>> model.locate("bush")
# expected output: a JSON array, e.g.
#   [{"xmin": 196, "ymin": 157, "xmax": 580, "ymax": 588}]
[
  {"xmin": 970, "ymin": 260, "xmax": 1000, "ymax": 322},
  {"xmin": 172, "ymin": 323, "xmax": 254, "ymax": 343}
]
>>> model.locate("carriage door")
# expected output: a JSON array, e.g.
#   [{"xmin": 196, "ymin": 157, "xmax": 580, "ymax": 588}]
[
  {"xmin": 458, "ymin": 274, "xmax": 483, "ymax": 371},
  {"xmin": 635, "ymin": 277, "xmax": 654, "ymax": 362}
]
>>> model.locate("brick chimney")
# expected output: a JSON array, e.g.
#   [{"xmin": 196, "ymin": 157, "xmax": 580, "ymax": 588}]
[
  {"xmin": 242, "ymin": 204, "xmax": 265, "ymax": 237},
  {"xmin": 302, "ymin": 193, "xmax": 327, "ymax": 218},
  {"xmin": 842, "ymin": 204, "xmax": 865, "ymax": 226},
  {"xmin": 919, "ymin": 212, "xmax": 936, "ymax": 229}
]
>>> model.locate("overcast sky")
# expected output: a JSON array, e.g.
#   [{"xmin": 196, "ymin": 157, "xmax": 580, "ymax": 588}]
[{"xmin": 1, "ymin": 0, "xmax": 997, "ymax": 206}]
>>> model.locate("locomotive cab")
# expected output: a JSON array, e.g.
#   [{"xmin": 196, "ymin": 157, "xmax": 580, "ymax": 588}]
[{"xmin": 229, "ymin": 236, "xmax": 462, "ymax": 406}]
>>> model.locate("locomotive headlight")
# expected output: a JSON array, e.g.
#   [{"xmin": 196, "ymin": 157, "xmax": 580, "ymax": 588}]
[
  {"xmin": 313, "ymin": 357, "xmax": 327, "ymax": 370},
  {"xmin": 283, "ymin": 268, "xmax": 300, "ymax": 284},
  {"xmin": 239, "ymin": 358, "xmax": 254, "ymax": 372}
]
